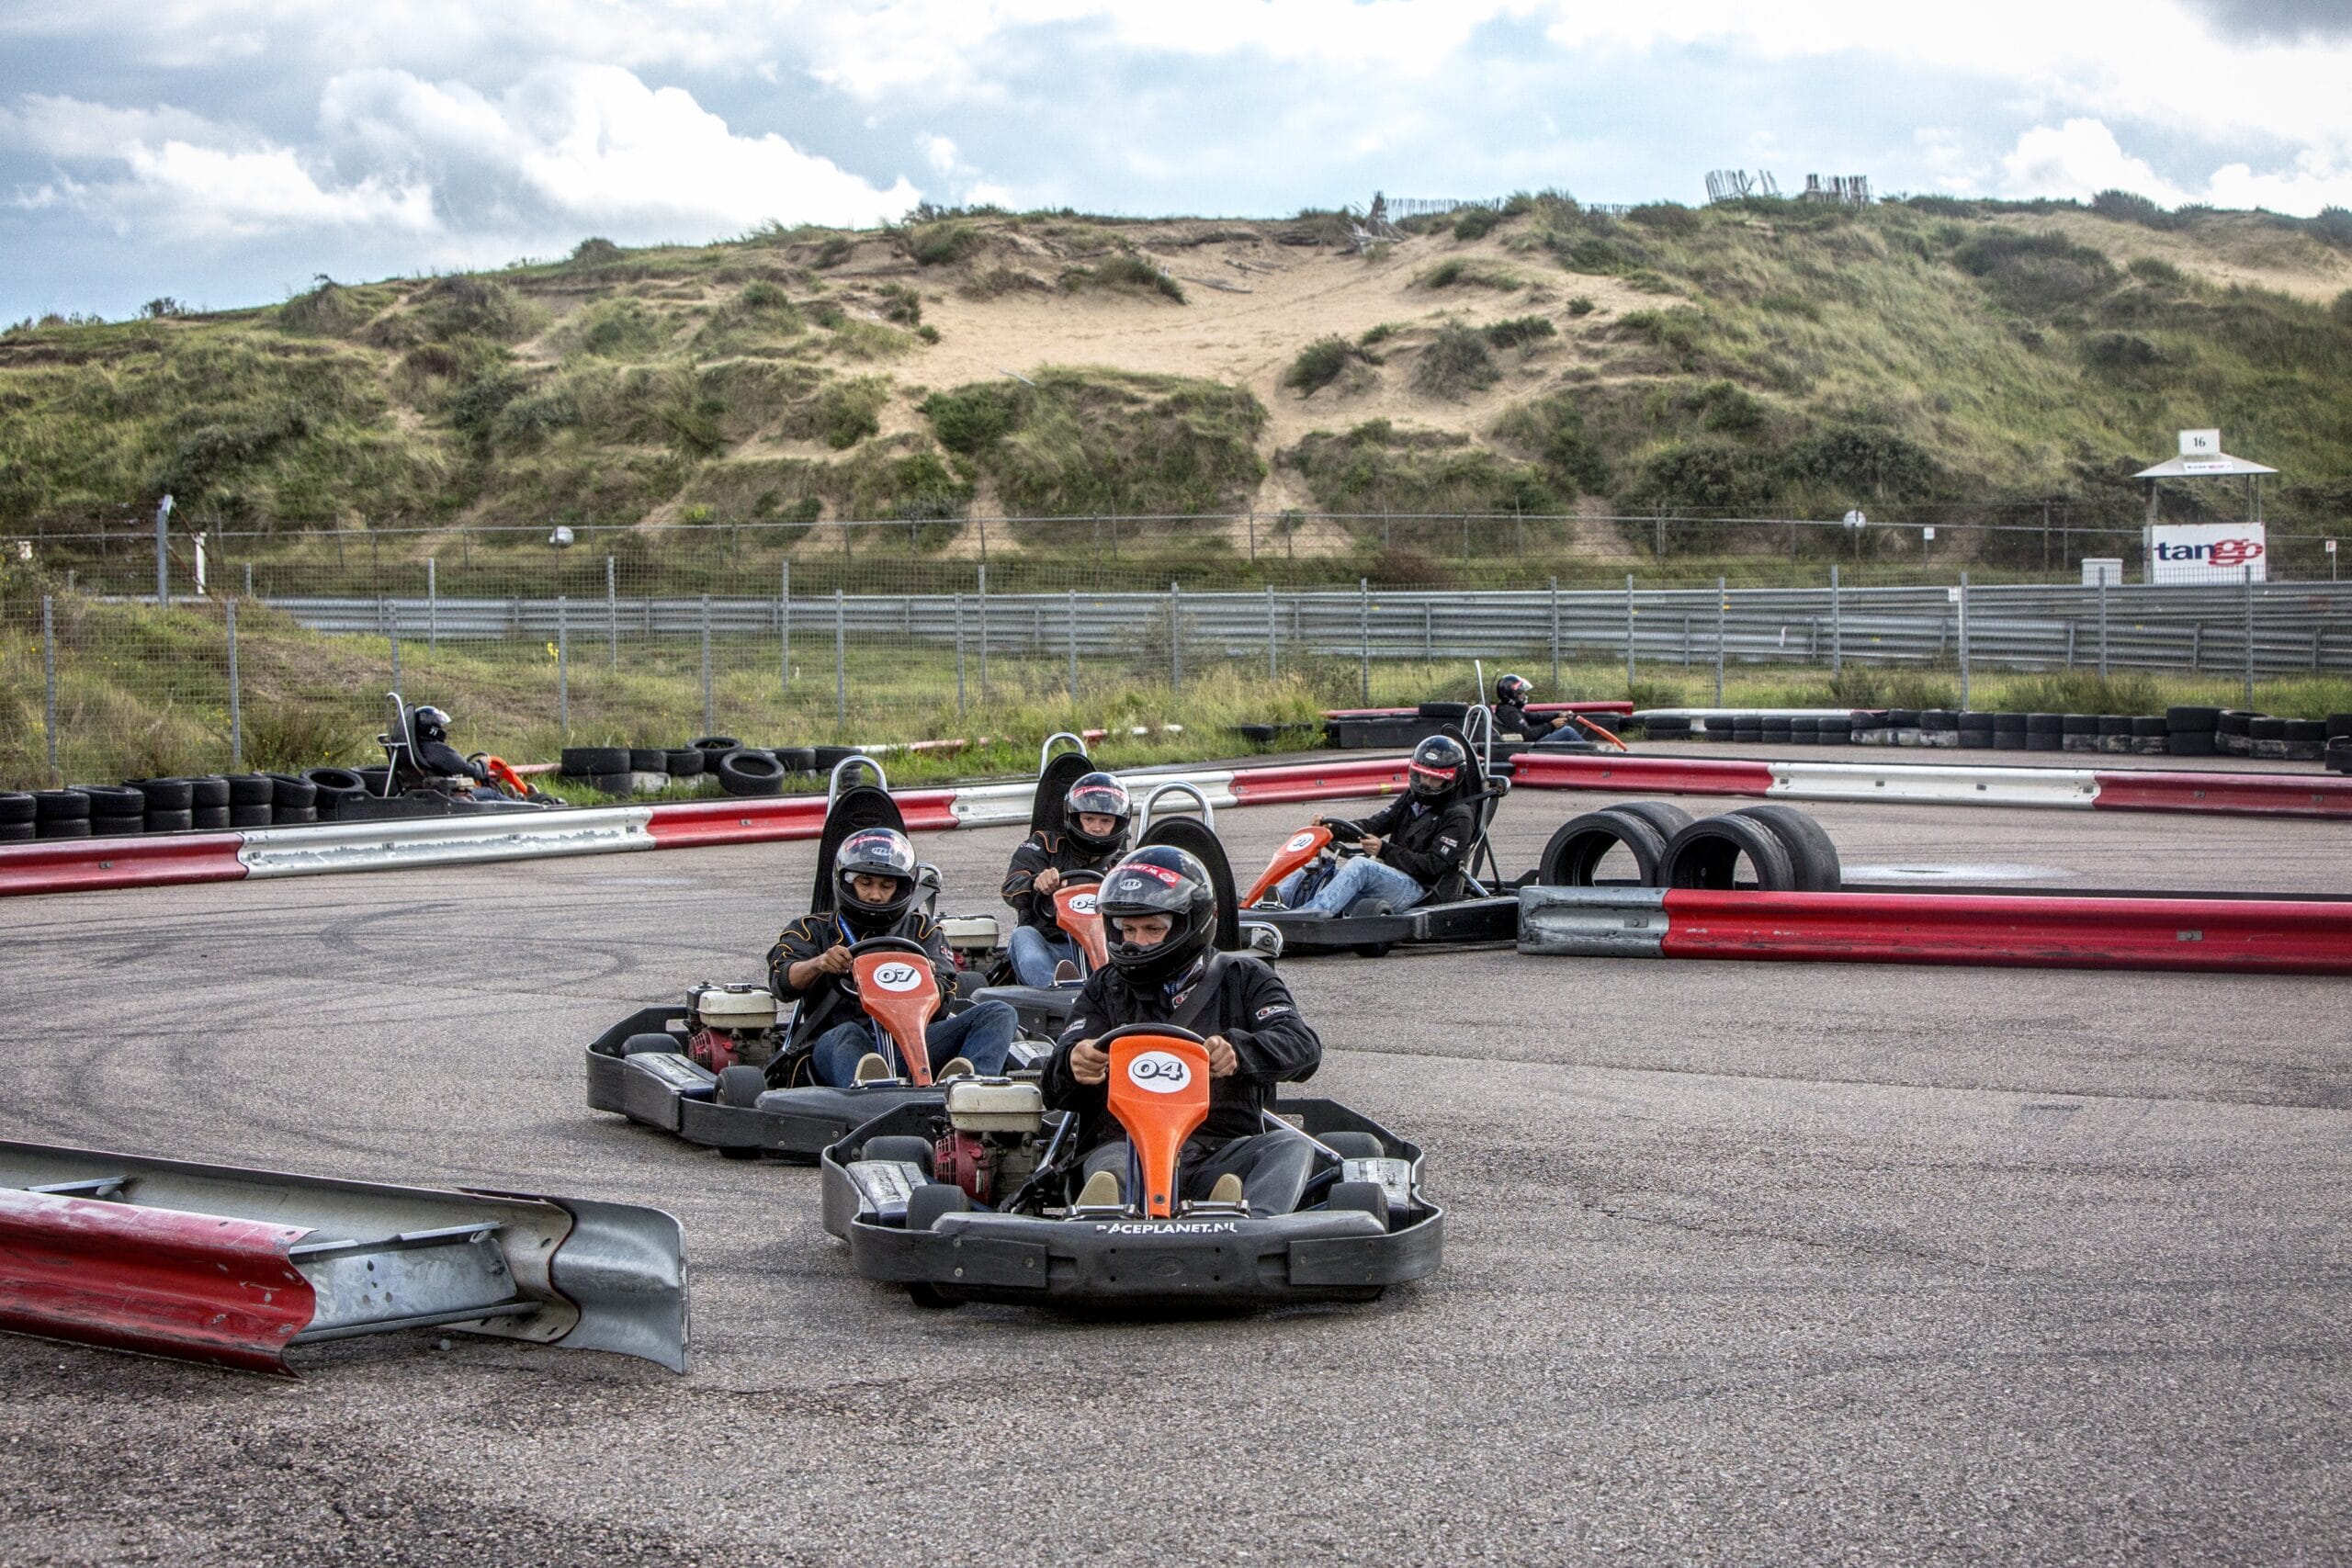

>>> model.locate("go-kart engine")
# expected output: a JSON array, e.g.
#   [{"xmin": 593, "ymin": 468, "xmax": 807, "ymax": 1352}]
[
  {"xmin": 934, "ymin": 1078, "xmax": 1046, "ymax": 1204},
  {"xmin": 684, "ymin": 983, "xmax": 783, "ymax": 1072}
]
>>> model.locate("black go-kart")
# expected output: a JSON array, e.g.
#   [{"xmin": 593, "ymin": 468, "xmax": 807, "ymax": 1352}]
[
  {"xmin": 335, "ymin": 693, "xmax": 563, "ymax": 821},
  {"xmin": 819, "ymin": 1024, "xmax": 1443, "ymax": 1309},
  {"xmin": 1239, "ymin": 721, "xmax": 1521, "ymax": 958},
  {"xmin": 583, "ymin": 773, "xmax": 1050, "ymax": 1162}
]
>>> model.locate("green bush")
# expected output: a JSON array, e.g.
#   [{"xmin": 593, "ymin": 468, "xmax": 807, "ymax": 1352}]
[
  {"xmin": 910, "ymin": 221, "xmax": 982, "ymax": 266},
  {"xmin": 1565, "ymin": 296, "xmax": 1597, "ymax": 316},
  {"xmin": 1616, "ymin": 438, "xmax": 1778, "ymax": 513},
  {"xmin": 1626, "ymin": 203, "xmax": 1701, "ymax": 234},
  {"xmin": 1282, "ymin": 336, "xmax": 1364, "ymax": 397},
  {"xmin": 1491, "ymin": 392, "xmax": 1609, "ymax": 493},
  {"xmin": 2127, "ymin": 255, "xmax": 2187, "ymax": 286},
  {"xmin": 2090, "ymin": 189, "xmax": 2180, "ymax": 231},
  {"xmin": 1482, "ymin": 315, "xmax": 1556, "ymax": 352},
  {"xmin": 1061, "ymin": 255, "xmax": 1186, "ymax": 303},
  {"xmin": 1414, "ymin": 259, "xmax": 1522, "ymax": 291},
  {"xmin": 810, "ymin": 377, "xmax": 888, "ymax": 448},
  {"xmin": 920, "ymin": 383, "xmax": 1023, "ymax": 455},
  {"xmin": 569, "ymin": 237, "xmax": 625, "ymax": 265},
  {"xmin": 1413, "ymin": 323, "xmax": 1498, "ymax": 398},
  {"xmin": 1781, "ymin": 424, "xmax": 1943, "ymax": 500},
  {"xmin": 1453, "ymin": 207, "xmax": 1503, "ymax": 242},
  {"xmin": 1952, "ymin": 230, "xmax": 2116, "ymax": 314}
]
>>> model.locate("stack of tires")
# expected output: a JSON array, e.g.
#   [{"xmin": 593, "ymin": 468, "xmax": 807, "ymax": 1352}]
[
  {"xmin": 2165, "ymin": 707, "xmax": 2331, "ymax": 761},
  {"xmin": 1537, "ymin": 800, "xmax": 1841, "ymax": 893},
  {"xmin": 0, "ymin": 790, "xmax": 32, "ymax": 842}
]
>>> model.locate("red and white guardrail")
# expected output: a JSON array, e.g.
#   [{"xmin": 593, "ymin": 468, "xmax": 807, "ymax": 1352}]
[
  {"xmin": 0, "ymin": 756, "xmax": 1416, "ymax": 900},
  {"xmin": 1517, "ymin": 886, "xmax": 2352, "ymax": 975},
  {"xmin": 1506, "ymin": 751, "xmax": 2352, "ymax": 818}
]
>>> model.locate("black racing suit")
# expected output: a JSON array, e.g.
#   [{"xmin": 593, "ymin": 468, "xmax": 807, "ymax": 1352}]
[
  {"xmin": 1001, "ymin": 829, "xmax": 1126, "ymax": 937},
  {"xmin": 1041, "ymin": 951, "xmax": 1323, "ymax": 1213},
  {"xmin": 766, "ymin": 907, "xmax": 956, "ymax": 1079},
  {"xmin": 414, "ymin": 735, "xmax": 494, "ymax": 787},
  {"xmin": 1493, "ymin": 698, "xmax": 1563, "ymax": 741},
  {"xmin": 1355, "ymin": 792, "xmax": 1480, "ymax": 902}
]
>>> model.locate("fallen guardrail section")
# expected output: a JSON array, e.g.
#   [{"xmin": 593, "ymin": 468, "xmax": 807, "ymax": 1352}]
[
  {"xmin": 1507, "ymin": 750, "xmax": 2352, "ymax": 818},
  {"xmin": 1518, "ymin": 886, "xmax": 2352, "ymax": 976},
  {"xmin": 0, "ymin": 1140, "xmax": 687, "ymax": 1375}
]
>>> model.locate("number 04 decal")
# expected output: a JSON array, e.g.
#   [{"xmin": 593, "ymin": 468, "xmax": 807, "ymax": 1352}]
[{"xmin": 1125, "ymin": 1051, "xmax": 1192, "ymax": 1093}]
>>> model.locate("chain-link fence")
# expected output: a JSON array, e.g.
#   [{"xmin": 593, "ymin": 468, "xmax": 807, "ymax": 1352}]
[{"xmin": 8, "ymin": 510, "xmax": 2350, "ymax": 789}]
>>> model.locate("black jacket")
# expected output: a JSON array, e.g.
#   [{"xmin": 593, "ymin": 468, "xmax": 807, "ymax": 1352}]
[
  {"xmin": 1493, "ymin": 699, "xmax": 1558, "ymax": 741},
  {"xmin": 1001, "ymin": 829, "xmax": 1125, "ymax": 937},
  {"xmin": 766, "ymin": 907, "xmax": 953, "ymax": 1055},
  {"xmin": 415, "ymin": 736, "xmax": 492, "ymax": 786},
  {"xmin": 1042, "ymin": 952, "xmax": 1320, "ymax": 1150},
  {"xmin": 1359, "ymin": 793, "xmax": 1479, "ymax": 899}
]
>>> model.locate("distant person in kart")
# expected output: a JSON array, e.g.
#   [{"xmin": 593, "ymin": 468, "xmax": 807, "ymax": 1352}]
[
  {"xmin": 768, "ymin": 827, "xmax": 1018, "ymax": 1087},
  {"xmin": 1042, "ymin": 844, "xmax": 1322, "ymax": 1213},
  {"xmin": 1490, "ymin": 673, "xmax": 1577, "ymax": 741},
  {"xmin": 408, "ymin": 705, "xmax": 505, "ymax": 795},
  {"xmin": 1001, "ymin": 771, "xmax": 1133, "ymax": 987},
  {"xmin": 1270, "ymin": 733, "xmax": 1478, "ymax": 916}
]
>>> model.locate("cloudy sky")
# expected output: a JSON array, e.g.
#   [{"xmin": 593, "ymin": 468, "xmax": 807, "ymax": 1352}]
[{"xmin": 4, "ymin": 0, "xmax": 2350, "ymax": 321}]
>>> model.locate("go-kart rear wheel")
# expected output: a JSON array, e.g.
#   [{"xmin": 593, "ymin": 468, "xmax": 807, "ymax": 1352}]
[
  {"xmin": 1327, "ymin": 1179, "xmax": 1392, "ymax": 1228},
  {"xmin": 621, "ymin": 1032, "xmax": 682, "ymax": 1055},
  {"xmin": 907, "ymin": 1283, "xmax": 960, "ymax": 1311},
  {"xmin": 903, "ymin": 1182, "xmax": 969, "ymax": 1232},
  {"xmin": 717, "ymin": 1065, "xmax": 767, "ymax": 1108},
  {"xmin": 1319, "ymin": 1131, "xmax": 1385, "ymax": 1159},
  {"xmin": 863, "ymin": 1134, "xmax": 935, "ymax": 1178}
]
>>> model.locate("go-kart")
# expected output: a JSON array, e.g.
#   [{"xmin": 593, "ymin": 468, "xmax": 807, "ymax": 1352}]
[
  {"xmin": 819, "ymin": 1024, "xmax": 1443, "ymax": 1308},
  {"xmin": 583, "ymin": 772, "xmax": 1048, "ymax": 1162},
  {"xmin": 336, "ymin": 692, "xmax": 562, "ymax": 821},
  {"xmin": 1239, "ymin": 722, "xmax": 1520, "ymax": 957}
]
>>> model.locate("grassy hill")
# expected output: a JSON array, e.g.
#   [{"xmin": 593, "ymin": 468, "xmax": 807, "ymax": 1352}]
[{"xmin": 5, "ymin": 193, "xmax": 2351, "ymax": 587}]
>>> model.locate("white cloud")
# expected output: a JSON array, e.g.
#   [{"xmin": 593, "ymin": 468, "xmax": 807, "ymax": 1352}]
[
  {"xmin": 1998, "ymin": 118, "xmax": 2190, "ymax": 205},
  {"xmin": 917, "ymin": 132, "xmax": 960, "ymax": 175}
]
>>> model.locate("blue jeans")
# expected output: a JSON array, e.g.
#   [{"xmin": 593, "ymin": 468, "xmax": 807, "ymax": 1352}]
[
  {"xmin": 809, "ymin": 999, "xmax": 1019, "ymax": 1087},
  {"xmin": 1007, "ymin": 924, "xmax": 1079, "ymax": 987},
  {"xmin": 1276, "ymin": 854, "xmax": 1429, "ymax": 915}
]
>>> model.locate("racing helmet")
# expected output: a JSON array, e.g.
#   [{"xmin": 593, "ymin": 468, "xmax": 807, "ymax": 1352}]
[
  {"xmin": 1408, "ymin": 734, "xmax": 1467, "ymax": 800},
  {"xmin": 834, "ymin": 826, "xmax": 919, "ymax": 936},
  {"xmin": 1495, "ymin": 672, "xmax": 1534, "ymax": 707},
  {"xmin": 1063, "ymin": 771, "xmax": 1134, "ymax": 855},
  {"xmin": 412, "ymin": 705, "xmax": 452, "ymax": 743},
  {"xmin": 1097, "ymin": 843, "xmax": 1218, "ymax": 987}
]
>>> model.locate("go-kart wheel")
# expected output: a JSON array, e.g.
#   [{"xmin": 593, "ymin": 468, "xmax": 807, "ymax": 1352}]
[
  {"xmin": 862, "ymin": 1134, "xmax": 935, "ymax": 1177},
  {"xmin": 1353, "ymin": 942, "xmax": 1393, "ymax": 958},
  {"xmin": 903, "ymin": 1182, "xmax": 969, "ymax": 1232},
  {"xmin": 621, "ymin": 1032, "xmax": 682, "ymax": 1055},
  {"xmin": 1319, "ymin": 1131, "xmax": 1385, "ymax": 1160},
  {"xmin": 907, "ymin": 1283, "xmax": 959, "ymax": 1310},
  {"xmin": 717, "ymin": 1145, "xmax": 762, "ymax": 1162},
  {"xmin": 1327, "ymin": 1179, "xmax": 1391, "ymax": 1227},
  {"xmin": 717, "ymin": 1065, "xmax": 767, "ymax": 1108}
]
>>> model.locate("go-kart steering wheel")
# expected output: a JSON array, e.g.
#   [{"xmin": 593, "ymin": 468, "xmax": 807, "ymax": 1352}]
[
  {"xmin": 1094, "ymin": 1022, "xmax": 1206, "ymax": 1047},
  {"xmin": 840, "ymin": 935, "xmax": 931, "ymax": 993}
]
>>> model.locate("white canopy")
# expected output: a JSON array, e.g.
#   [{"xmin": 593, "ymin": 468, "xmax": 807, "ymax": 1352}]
[{"xmin": 2134, "ymin": 452, "xmax": 2278, "ymax": 479}]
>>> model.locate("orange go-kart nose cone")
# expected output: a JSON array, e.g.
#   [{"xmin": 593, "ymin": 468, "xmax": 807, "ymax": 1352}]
[
  {"xmin": 482, "ymin": 755, "xmax": 531, "ymax": 798},
  {"xmin": 1105, "ymin": 1032, "xmax": 1212, "ymax": 1218},
  {"xmin": 1051, "ymin": 881, "xmax": 1109, "ymax": 972},
  {"xmin": 1242, "ymin": 824, "xmax": 1333, "ymax": 908},
  {"xmin": 852, "ymin": 949, "xmax": 942, "ymax": 1087}
]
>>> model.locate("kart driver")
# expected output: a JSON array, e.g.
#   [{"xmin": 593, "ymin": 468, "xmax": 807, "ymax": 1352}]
[
  {"xmin": 408, "ymin": 705, "xmax": 504, "ymax": 795},
  {"xmin": 768, "ymin": 826, "xmax": 1018, "ymax": 1087},
  {"xmin": 1271, "ymin": 733, "xmax": 1479, "ymax": 916},
  {"xmin": 1042, "ymin": 843, "xmax": 1323, "ymax": 1212},
  {"xmin": 1490, "ymin": 673, "xmax": 1577, "ymax": 741},
  {"xmin": 1000, "ymin": 771, "xmax": 1133, "ymax": 987}
]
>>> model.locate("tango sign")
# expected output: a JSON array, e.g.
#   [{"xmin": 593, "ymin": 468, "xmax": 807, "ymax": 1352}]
[{"xmin": 2148, "ymin": 523, "xmax": 2267, "ymax": 584}]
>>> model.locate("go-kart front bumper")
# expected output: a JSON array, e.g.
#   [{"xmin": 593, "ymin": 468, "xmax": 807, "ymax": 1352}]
[{"xmin": 1252, "ymin": 895, "xmax": 1519, "ymax": 956}]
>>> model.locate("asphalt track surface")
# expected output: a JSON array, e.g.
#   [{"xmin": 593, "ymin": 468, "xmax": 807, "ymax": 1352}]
[{"xmin": 4, "ymin": 771, "xmax": 2349, "ymax": 1565}]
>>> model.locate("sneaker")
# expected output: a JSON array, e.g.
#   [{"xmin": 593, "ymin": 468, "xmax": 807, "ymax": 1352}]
[
  {"xmin": 1075, "ymin": 1168, "xmax": 1122, "ymax": 1208},
  {"xmin": 851, "ymin": 1052, "xmax": 892, "ymax": 1084},
  {"xmin": 1206, "ymin": 1173, "xmax": 1244, "ymax": 1204},
  {"xmin": 937, "ymin": 1055, "xmax": 974, "ymax": 1078},
  {"xmin": 1052, "ymin": 959, "xmax": 1080, "ymax": 986}
]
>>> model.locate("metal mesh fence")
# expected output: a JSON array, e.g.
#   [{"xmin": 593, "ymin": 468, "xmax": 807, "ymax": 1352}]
[{"xmin": 5, "ymin": 513, "xmax": 2349, "ymax": 789}]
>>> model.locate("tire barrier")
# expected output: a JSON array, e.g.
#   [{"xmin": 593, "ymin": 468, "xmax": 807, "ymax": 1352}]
[
  {"xmin": 1668, "ymin": 704, "xmax": 2332, "ymax": 761},
  {"xmin": 0, "ymin": 1139, "xmax": 688, "ymax": 1375},
  {"xmin": 1517, "ymin": 886, "xmax": 2352, "ymax": 976},
  {"xmin": 1507, "ymin": 749, "xmax": 2352, "ymax": 818}
]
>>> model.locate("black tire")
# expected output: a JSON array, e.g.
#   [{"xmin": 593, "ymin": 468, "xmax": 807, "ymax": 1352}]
[
  {"xmin": 1537, "ymin": 807, "xmax": 1670, "ymax": 887},
  {"xmin": 2326, "ymin": 713, "xmax": 2352, "ymax": 740},
  {"xmin": 0, "ymin": 792, "xmax": 35, "ymax": 826},
  {"xmin": 1760, "ymin": 716, "xmax": 1792, "ymax": 740},
  {"xmin": 1417, "ymin": 701, "xmax": 1470, "ymax": 720},
  {"xmin": 862, "ymin": 1134, "xmax": 937, "ymax": 1176},
  {"xmin": 190, "ymin": 807, "xmax": 231, "ymax": 831},
  {"xmin": 1704, "ymin": 720, "xmax": 1737, "ymax": 743},
  {"xmin": 1958, "ymin": 711, "xmax": 1996, "ymax": 733},
  {"xmin": 32, "ymin": 790, "xmax": 90, "ymax": 822},
  {"xmin": 629, "ymin": 747, "xmax": 668, "ymax": 773},
  {"xmin": 2249, "ymin": 716, "xmax": 2287, "ymax": 739},
  {"xmin": 586, "ymin": 772, "xmax": 635, "ymax": 796},
  {"xmin": 229, "ymin": 804, "xmax": 273, "ymax": 829},
  {"xmin": 620, "ymin": 1032, "xmax": 681, "ymax": 1055},
  {"xmin": 1887, "ymin": 708, "xmax": 1921, "ymax": 730},
  {"xmin": 266, "ymin": 773, "xmax": 317, "ymax": 810},
  {"xmin": 222, "ymin": 774, "xmax": 270, "ymax": 807},
  {"xmin": 663, "ymin": 748, "xmax": 707, "ymax": 778},
  {"xmin": 811, "ymin": 744, "xmax": 861, "ymax": 773},
  {"xmin": 303, "ymin": 766, "xmax": 367, "ymax": 794},
  {"xmin": 561, "ymin": 746, "xmax": 629, "ymax": 777},
  {"xmin": 715, "ymin": 749, "xmax": 786, "ymax": 797},
  {"xmin": 275, "ymin": 806, "xmax": 319, "ymax": 826},
  {"xmin": 772, "ymin": 747, "xmax": 818, "ymax": 773},
  {"xmin": 1817, "ymin": 718, "xmax": 1852, "ymax": 745},
  {"xmin": 717, "ymin": 1065, "xmax": 767, "ymax": 1108},
  {"xmin": 36, "ymin": 818, "xmax": 93, "ymax": 840},
  {"xmin": 144, "ymin": 808, "xmax": 195, "ymax": 833},
  {"xmin": 1919, "ymin": 709, "xmax": 1957, "ymax": 733},
  {"xmin": 0, "ymin": 821, "xmax": 34, "ymax": 842},
  {"xmin": 2168, "ymin": 705, "xmax": 2222, "ymax": 734},
  {"xmin": 2284, "ymin": 718, "xmax": 2326, "ymax": 742},
  {"xmin": 903, "ymin": 1183, "xmax": 970, "ymax": 1233},
  {"xmin": 89, "ymin": 815, "xmax": 144, "ymax": 839},
  {"xmin": 1614, "ymin": 800, "xmax": 1695, "ymax": 840},
  {"xmin": 690, "ymin": 735, "xmax": 741, "ymax": 753},
  {"xmin": 1992, "ymin": 713, "xmax": 2028, "ymax": 737},
  {"xmin": 355, "ymin": 766, "xmax": 391, "ymax": 794},
  {"xmin": 2217, "ymin": 710, "xmax": 2254, "ymax": 738},
  {"xmin": 1319, "ymin": 1131, "xmax": 1385, "ymax": 1159},
  {"xmin": 1957, "ymin": 729, "xmax": 1995, "ymax": 750},
  {"xmin": 189, "ymin": 776, "xmax": 231, "ymax": 808},
  {"xmin": 2132, "ymin": 716, "xmax": 2168, "ymax": 738},
  {"xmin": 1326, "ymin": 1179, "xmax": 1391, "ymax": 1227},
  {"xmin": 1730, "ymin": 804, "xmax": 1841, "ymax": 891},
  {"xmin": 2026, "ymin": 713, "xmax": 2064, "ymax": 736},
  {"xmin": 79, "ymin": 784, "xmax": 144, "ymax": 818},
  {"xmin": 128, "ymin": 778, "xmax": 195, "ymax": 812},
  {"xmin": 1645, "ymin": 716, "xmax": 1691, "ymax": 739},
  {"xmin": 1661, "ymin": 813, "xmax": 1797, "ymax": 892}
]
